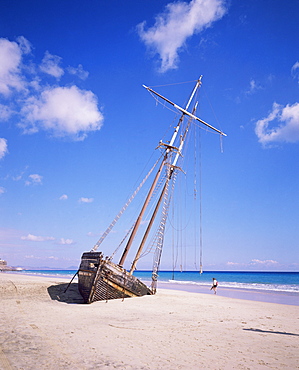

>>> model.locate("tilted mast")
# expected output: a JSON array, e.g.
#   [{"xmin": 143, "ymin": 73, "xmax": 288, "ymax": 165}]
[
  {"xmin": 119, "ymin": 76, "xmax": 226, "ymax": 269},
  {"xmin": 129, "ymin": 103, "xmax": 198, "ymax": 274},
  {"xmin": 119, "ymin": 77, "xmax": 204, "ymax": 266}
]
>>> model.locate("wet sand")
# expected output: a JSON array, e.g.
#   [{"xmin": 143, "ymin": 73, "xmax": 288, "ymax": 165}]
[
  {"xmin": 157, "ymin": 281, "xmax": 299, "ymax": 306},
  {"xmin": 0, "ymin": 273, "xmax": 298, "ymax": 369}
]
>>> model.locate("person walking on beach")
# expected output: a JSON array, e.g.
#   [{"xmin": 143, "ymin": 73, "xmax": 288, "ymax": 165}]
[{"xmin": 210, "ymin": 278, "xmax": 218, "ymax": 294}]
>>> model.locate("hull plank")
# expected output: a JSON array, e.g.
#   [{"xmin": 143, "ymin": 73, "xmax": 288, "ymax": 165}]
[{"xmin": 78, "ymin": 252, "xmax": 153, "ymax": 303}]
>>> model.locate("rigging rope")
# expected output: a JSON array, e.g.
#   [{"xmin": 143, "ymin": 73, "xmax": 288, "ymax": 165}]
[
  {"xmin": 91, "ymin": 156, "xmax": 161, "ymax": 252},
  {"xmin": 193, "ymin": 122, "xmax": 198, "ymax": 271},
  {"xmin": 151, "ymin": 168, "xmax": 177, "ymax": 293},
  {"xmin": 148, "ymin": 91, "xmax": 178, "ymax": 116},
  {"xmin": 198, "ymin": 123, "xmax": 203, "ymax": 274},
  {"xmin": 110, "ymin": 222, "xmax": 135, "ymax": 259},
  {"xmin": 202, "ymin": 85, "xmax": 224, "ymax": 134},
  {"xmin": 147, "ymin": 80, "xmax": 197, "ymax": 88}
]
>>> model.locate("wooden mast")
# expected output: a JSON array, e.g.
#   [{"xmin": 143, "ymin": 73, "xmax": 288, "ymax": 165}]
[
  {"xmin": 129, "ymin": 102, "xmax": 198, "ymax": 274},
  {"xmin": 119, "ymin": 77, "xmax": 203, "ymax": 267}
]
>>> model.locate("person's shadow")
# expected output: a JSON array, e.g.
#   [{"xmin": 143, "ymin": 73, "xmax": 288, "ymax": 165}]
[{"xmin": 47, "ymin": 283, "xmax": 85, "ymax": 304}]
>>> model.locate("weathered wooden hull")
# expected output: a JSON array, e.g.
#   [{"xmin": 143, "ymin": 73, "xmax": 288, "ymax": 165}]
[{"xmin": 78, "ymin": 252, "xmax": 153, "ymax": 303}]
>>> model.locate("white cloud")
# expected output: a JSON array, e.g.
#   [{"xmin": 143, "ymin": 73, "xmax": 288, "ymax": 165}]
[
  {"xmin": 79, "ymin": 197, "xmax": 94, "ymax": 203},
  {"xmin": 292, "ymin": 61, "xmax": 299, "ymax": 70},
  {"xmin": 25, "ymin": 254, "xmax": 58, "ymax": 260},
  {"xmin": 0, "ymin": 187, "xmax": 6, "ymax": 195},
  {"xmin": 0, "ymin": 104, "xmax": 13, "ymax": 121},
  {"xmin": 59, "ymin": 238, "xmax": 74, "ymax": 245},
  {"xmin": 21, "ymin": 233, "xmax": 55, "ymax": 242},
  {"xmin": 16, "ymin": 36, "xmax": 32, "ymax": 55},
  {"xmin": 59, "ymin": 194, "xmax": 68, "ymax": 200},
  {"xmin": 246, "ymin": 79, "xmax": 261, "ymax": 95},
  {"xmin": 0, "ymin": 38, "xmax": 26, "ymax": 95},
  {"xmin": 67, "ymin": 64, "xmax": 89, "ymax": 80},
  {"xmin": 137, "ymin": 0, "xmax": 227, "ymax": 72},
  {"xmin": 11, "ymin": 166, "xmax": 28, "ymax": 181},
  {"xmin": 227, "ymin": 259, "xmax": 278, "ymax": 267},
  {"xmin": 291, "ymin": 61, "xmax": 299, "ymax": 82},
  {"xmin": 249, "ymin": 259, "xmax": 278, "ymax": 266},
  {"xmin": 0, "ymin": 37, "xmax": 104, "ymax": 141},
  {"xmin": 255, "ymin": 102, "xmax": 299, "ymax": 145},
  {"xmin": 39, "ymin": 51, "xmax": 64, "ymax": 78},
  {"xmin": 25, "ymin": 173, "xmax": 43, "ymax": 186},
  {"xmin": 87, "ymin": 231, "xmax": 103, "ymax": 237},
  {"xmin": 20, "ymin": 85, "xmax": 104, "ymax": 140},
  {"xmin": 0, "ymin": 138, "xmax": 8, "ymax": 159}
]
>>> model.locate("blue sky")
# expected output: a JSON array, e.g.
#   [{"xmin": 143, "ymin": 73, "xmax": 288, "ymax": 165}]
[{"xmin": 0, "ymin": 0, "xmax": 298, "ymax": 271}]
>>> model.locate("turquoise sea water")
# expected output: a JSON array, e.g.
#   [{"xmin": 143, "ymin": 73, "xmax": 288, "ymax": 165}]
[
  {"xmin": 13, "ymin": 269, "xmax": 299, "ymax": 294},
  {"xmin": 6, "ymin": 269, "xmax": 298, "ymax": 305}
]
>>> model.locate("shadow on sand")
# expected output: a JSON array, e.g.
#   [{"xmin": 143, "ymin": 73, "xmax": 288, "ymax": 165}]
[
  {"xmin": 243, "ymin": 328, "xmax": 299, "ymax": 337},
  {"xmin": 47, "ymin": 283, "xmax": 85, "ymax": 304}
]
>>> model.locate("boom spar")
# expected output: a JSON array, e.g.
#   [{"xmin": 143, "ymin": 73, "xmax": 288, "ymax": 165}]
[{"xmin": 143, "ymin": 83, "xmax": 227, "ymax": 137}]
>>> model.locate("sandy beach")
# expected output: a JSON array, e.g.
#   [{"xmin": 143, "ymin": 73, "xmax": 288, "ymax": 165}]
[{"xmin": 0, "ymin": 273, "xmax": 298, "ymax": 369}]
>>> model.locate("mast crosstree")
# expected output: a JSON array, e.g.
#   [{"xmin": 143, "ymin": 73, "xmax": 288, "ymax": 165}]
[{"xmin": 143, "ymin": 78, "xmax": 226, "ymax": 137}]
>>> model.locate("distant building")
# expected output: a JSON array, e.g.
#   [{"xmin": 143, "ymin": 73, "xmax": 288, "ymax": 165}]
[
  {"xmin": 0, "ymin": 258, "xmax": 22, "ymax": 271},
  {"xmin": 0, "ymin": 258, "xmax": 9, "ymax": 271}
]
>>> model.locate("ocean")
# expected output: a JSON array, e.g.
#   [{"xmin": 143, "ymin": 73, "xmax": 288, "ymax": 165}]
[
  {"xmin": 7, "ymin": 269, "xmax": 299, "ymax": 305},
  {"xmin": 13, "ymin": 269, "xmax": 298, "ymax": 292}
]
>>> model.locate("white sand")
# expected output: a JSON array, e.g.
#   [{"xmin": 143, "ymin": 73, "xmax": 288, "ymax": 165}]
[{"xmin": 0, "ymin": 273, "xmax": 298, "ymax": 369}]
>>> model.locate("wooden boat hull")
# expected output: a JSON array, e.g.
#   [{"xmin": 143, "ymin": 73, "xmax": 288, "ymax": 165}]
[{"xmin": 78, "ymin": 252, "xmax": 153, "ymax": 303}]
